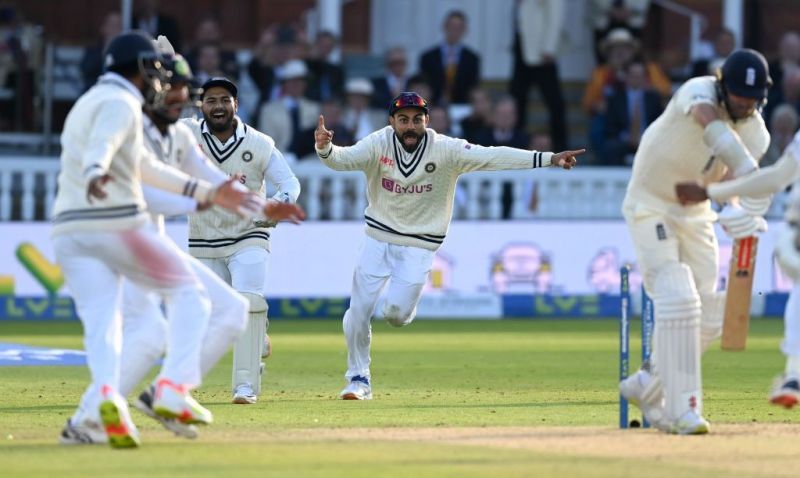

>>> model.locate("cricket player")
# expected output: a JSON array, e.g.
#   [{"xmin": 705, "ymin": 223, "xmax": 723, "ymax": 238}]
[
  {"xmin": 53, "ymin": 31, "xmax": 262, "ymax": 448},
  {"xmin": 314, "ymin": 91, "xmax": 583, "ymax": 400},
  {"xmin": 619, "ymin": 49, "xmax": 772, "ymax": 434},
  {"xmin": 182, "ymin": 77, "xmax": 301, "ymax": 404},
  {"xmin": 116, "ymin": 40, "xmax": 305, "ymax": 440},
  {"xmin": 675, "ymin": 130, "xmax": 800, "ymax": 409}
]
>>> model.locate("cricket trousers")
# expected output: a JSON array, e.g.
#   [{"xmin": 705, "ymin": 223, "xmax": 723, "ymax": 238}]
[
  {"xmin": 199, "ymin": 247, "xmax": 270, "ymax": 394},
  {"xmin": 343, "ymin": 235, "xmax": 436, "ymax": 381},
  {"xmin": 118, "ymin": 250, "xmax": 249, "ymax": 397},
  {"xmin": 52, "ymin": 225, "xmax": 210, "ymax": 424},
  {"xmin": 624, "ymin": 201, "xmax": 721, "ymax": 421}
]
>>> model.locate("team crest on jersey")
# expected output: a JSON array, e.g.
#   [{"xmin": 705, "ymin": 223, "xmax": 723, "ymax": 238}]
[
  {"xmin": 242, "ymin": 151, "xmax": 253, "ymax": 162},
  {"xmin": 425, "ymin": 162, "xmax": 436, "ymax": 173}
]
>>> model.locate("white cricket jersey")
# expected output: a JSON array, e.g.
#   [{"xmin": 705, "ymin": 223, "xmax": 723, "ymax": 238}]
[
  {"xmin": 624, "ymin": 76, "xmax": 770, "ymax": 216},
  {"xmin": 52, "ymin": 73, "xmax": 216, "ymax": 236},
  {"xmin": 140, "ymin": 116, "xmax": 229, "ymax": 232},
  {"xmin": 316, "ymin": 126, "xmax": 555, "ymax": 251},
  {"xmin": 182, "ymin": 116, "xmax": 301, "ymax": 258}
]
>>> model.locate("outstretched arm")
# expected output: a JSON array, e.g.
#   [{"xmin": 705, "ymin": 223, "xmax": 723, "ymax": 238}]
[
  {"xmin": 676, "ymin": 150, "xmax": 799, "ymax": 205},
  {"xmin": 453, "ymin": 137, "xmax": 583, "ymax": 174},
  {"xmin": 314, "ymin": 115, "xmax": 374, "ymax": 171}
]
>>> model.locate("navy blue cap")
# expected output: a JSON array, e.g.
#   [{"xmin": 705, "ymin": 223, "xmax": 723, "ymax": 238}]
[
  {"xmin": 200, "ymin": 77, "xmax": 238, "ymax": 99},
  {"xmin": 389, "ymin": 92, "xmax": 429, "ymax": 116}
]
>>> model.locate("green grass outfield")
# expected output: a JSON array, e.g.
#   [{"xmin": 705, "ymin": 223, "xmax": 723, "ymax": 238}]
[{"xmin": 0, "ymin": 319, "xmax": 798, "ymax": 478}]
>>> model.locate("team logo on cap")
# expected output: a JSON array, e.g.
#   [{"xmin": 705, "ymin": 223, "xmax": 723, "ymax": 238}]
[
  {"xmin": 425, "ymin": 163, "xmax": 436, "ymax": 173},
  {"xmin": 242, "ymin": 151, "xmax": 253, "ymax": 162}
]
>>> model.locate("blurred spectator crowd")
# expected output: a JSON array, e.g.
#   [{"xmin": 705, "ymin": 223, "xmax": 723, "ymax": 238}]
[{"xmin": 3, "ymin": 0, "xmax": 800, "ymax": 218}]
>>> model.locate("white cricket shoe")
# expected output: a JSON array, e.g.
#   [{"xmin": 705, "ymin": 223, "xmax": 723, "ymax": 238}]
[
  {"xmin": 232, "ymin": 383, "xmax": 258, "ymax": 404},
  {"xmin": 59, "ymin": 418, "xmax": 107, "ymax": 445},
  {"xmin": 769, "ymin": 375, "xmax": 800, "ymax": 409},
  {"xmin": 340, "ymin": 376, "xmax": 372, "ymax": 400},
  {"xmin": 98, "ymin": 386, "xmax": 141, "ymax": 449},
  {"xmin": 152, "ymin": 379, "xmax": 213, "ymax": 425},
  {"xmin": 669, "ymin": 409, "xmax": 710, "ymax": 435},
  {"xmin": 619, "ymin": 369, "xmax": 666, "ymax": 428},
  {"xmin": 134, "ymin": 385, "xmax": 198, "ymax": 439},
  {"xmin": 262, "ymin": 333, "xmax": 271, "ymax": 359}
]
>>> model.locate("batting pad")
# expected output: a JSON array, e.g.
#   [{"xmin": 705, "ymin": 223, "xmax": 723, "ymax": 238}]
[
  {"xmin": 232, "ymin": 293, "xmax": 268, "ymax": 394},
  {"xmin": 700, "ymin": 292, "xmax": 726, "ymax": 353},
  {"xmin": 653, "ymin": 263, "xmax": 703, "ymax": 422}
]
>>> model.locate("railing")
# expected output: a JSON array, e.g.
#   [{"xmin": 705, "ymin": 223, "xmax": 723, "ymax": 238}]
[{"xmin": 0, "ymin": 157, "xmax": 787, "ymax": 222}]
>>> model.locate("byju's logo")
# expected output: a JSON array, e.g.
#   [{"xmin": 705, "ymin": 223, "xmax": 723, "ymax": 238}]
[{"xmin": 381, "ymin": 178, "xmax": 433, "ymax": 194}]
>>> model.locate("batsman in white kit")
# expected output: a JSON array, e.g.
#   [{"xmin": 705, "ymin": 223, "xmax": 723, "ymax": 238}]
[
  {"xmin": 314, "ymin": 92, "xmax": 584, "ymax": 400},
  {"xmin": 619, "ymin": 49, "xmax": 773, "ymax": 434},
  {"xmin": 52, "ymin": 31, "xmax": 263, "ymax": 448},
  {"xmin": 182, "ymin": 76, "xmax": 301, "ymax": 404}
]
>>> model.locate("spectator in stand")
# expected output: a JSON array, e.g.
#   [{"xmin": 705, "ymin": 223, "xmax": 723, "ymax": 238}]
[
  {"xmin": 690, "ymin": 29, "xmax": 736, "ymax": 78},
  {"xmin": 418, "ymin": 10, "xmax": 480, "ymax": 106},
  {"xmin": 476, "ymin": 96, "xmax": 529, "ymax": 149},
  {"xmin": 510, "ymin": 0, "xmax": 568, "ymax": 151},
  {"xmin": 406, "ymin": 75, "xmax": 434, "ymax": 107},
  {"xmin": 248, "ymin": 25, "xmax": 308, "ymax": 112},
  {"xmin": 371, "ymin": 47, "xmax": 410, "ymax": 109},
  {"xmin": 582, "ymin": 28, "xmax": 670, "ymax": 163},
  {"xmin": 768, "ymin": 31, "xmax": 800, "ymax": 113},
  {"xmin": 476, "ymin": 96, "xmax": 530, "ymax": 219},
  {"xmin": 603, "ymin": 61, "xmax": 663, "ymax": 166},
  {"xmin": 428, "ymin": 105, "xmax": 454, "ymax": 136},
  {"xmin": 460, "ymin": 87, "xmax": 493, "ymax": 144},
  {"xmin": 0, "ymin": 6, "xmax": 42, "ymax": 131},
  {"xmin": 258, "ymin": 59, "xmax": 320, "ymax": 157},
  {"xmin": 80, "ymin": 12, "xmax": 122, "ymax": 91},
  {"xmin": 343, "ymin": 78, "xmax": 385, "ymax": 141},
  {"xmin": 305, "ymin": 30, "xmax": 344, "ymax": 102},
  {"xmin": 293, "ymin": 99, "xmax": 353, "ymax": 159},
  {"xmin": 185, "ymin": 18, "xmax": 239, "ymax": 80},
  {"xmin": 192, "ymin": 43, "xmax": 225, "ymax": 86},
  {"xmin": 133, "ymin": 0, "xmax": 181, "ymax": 52},
  {"xmin": 764, "ymin": 66, "xmax": 800, "ymax": 132},
  {"xmin": 762, "ymin": 104, "xmax": 799, "ymax": 167},
  {"xmin": 590, "ymin": 0, "xmax": 651, "ymax": 63}
]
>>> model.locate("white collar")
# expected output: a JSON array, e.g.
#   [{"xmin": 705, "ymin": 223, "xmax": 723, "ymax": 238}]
[
  {"xmin": 201, "ymin": 115, "xmax": 246, "ymax": 147},
  {"xmin": 97, "ymin": 72, "xmax": 145, "ymax": 104}
]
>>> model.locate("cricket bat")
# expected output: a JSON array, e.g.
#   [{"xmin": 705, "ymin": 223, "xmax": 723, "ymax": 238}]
[{"xmin": 721, "ymin": 236, "xmax": 758, "ymax": 351}]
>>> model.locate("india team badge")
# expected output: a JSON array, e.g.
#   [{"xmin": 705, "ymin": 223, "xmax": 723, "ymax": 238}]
[{"xmin": 242, "ymin": 151, "xmax": 253, "ymax": 162}]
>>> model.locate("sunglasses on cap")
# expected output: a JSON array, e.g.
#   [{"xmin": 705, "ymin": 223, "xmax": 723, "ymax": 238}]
[{"xmin": 389, "ymin": 92, "xmax": 429, "ymax": 116}]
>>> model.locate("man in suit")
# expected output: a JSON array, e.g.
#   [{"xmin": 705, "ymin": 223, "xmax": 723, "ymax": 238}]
[
  {"xmin": 371, "ymin": 47, "xmax": 410, "ymax": 109},
  {"xmin": 476, "ymin": 96, "xmax": 530, "ymax": 219},
  {"xmin": 690, "ymin": 29, "xmax": 735, "ymax": 78},
  {"xmin": 418, "ymin": 10, "xmax": 480, "ymax": 105},
  {"xmin": 306, "ymin": 31, "xmax": 345, "ymax": 102},
  {"xmin": 185, "ymin": 18, "xmax": 239, "ymax": 81},
  {"xmin": 258, "ymin": 59, "xmax": 320, "ymax": 158},
  {"xmin": 603, "ymin": 61, "xmax": 663, "ymax": 166},
  {"xmin": 510, "ymin": 0, "xmax": 568, "ymax": 151},
  {"xmin": 80, "ymin": 12, "xmax": 122, "ymax": 91},
  {"xmin": 133, "ymin": 0, "xmax": 181, "ymax": 52}
]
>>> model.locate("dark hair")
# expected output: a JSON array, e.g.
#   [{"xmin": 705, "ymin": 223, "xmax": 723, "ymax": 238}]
[{"xmin": 445, "ymin": 10, "xmax": 467, "ymax": 24}]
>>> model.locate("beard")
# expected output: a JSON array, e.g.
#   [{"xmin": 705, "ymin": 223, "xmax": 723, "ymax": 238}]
[
  {"xmin": 395, "ymin": 130, "xmax": 423, "ymax": 153},
  {"xmin": 205, "ymin": 110, "xmax": 234, "ymax": 132}
]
